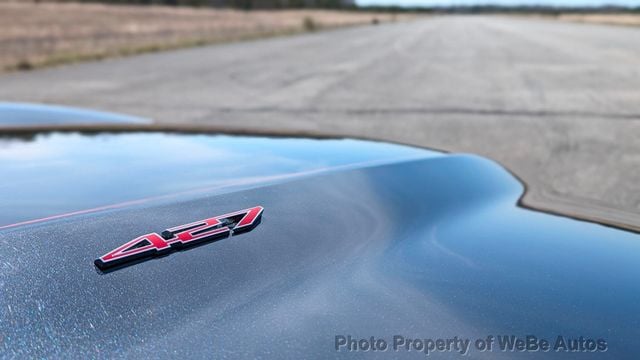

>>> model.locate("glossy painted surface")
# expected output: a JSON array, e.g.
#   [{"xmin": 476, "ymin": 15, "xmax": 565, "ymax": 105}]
[
  {"xmin": 0, "ymin": 102, "xmax": 150, "ymax": 126},
  {"xmin": 0, "ymin": 133, "xmax": 638, "ymax": 358},
  {"xmin": 0, "ymin": 133, "xmax": 437, "ymax": 228}
]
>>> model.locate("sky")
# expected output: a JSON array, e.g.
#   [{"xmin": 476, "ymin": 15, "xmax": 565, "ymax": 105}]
[{"xmin": 356, "ymin": 0, "xmax": 639, "ymax": 7}]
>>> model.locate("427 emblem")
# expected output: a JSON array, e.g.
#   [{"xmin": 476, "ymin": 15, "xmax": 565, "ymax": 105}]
[{"xmin": 94, "ymin": 206, "xmax": 263, "ymax": 272}]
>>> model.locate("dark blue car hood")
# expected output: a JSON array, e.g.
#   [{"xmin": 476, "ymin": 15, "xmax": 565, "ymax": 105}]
[{"xmin": 0, "ymin": 131, "xmax": 638, "ymax": 359}]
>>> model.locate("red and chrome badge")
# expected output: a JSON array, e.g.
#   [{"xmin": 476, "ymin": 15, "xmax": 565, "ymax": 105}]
[{"xmin": 94, "ymin": 206, "xmax": 263, "ymax": 272}]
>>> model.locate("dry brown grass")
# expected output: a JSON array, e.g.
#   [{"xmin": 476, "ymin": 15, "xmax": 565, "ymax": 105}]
[
  {"xmin": 0, "ymin": 2, "xmax": 403, "ymax": 71},
  {"xmin": 557, "ymin": 13, "xmax": 640, "ymax": 27}
]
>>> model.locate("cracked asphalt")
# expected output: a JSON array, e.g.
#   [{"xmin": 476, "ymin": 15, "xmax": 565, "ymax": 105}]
[{"xmin": 1, "ymin": 15, "xmax": 639, "ymax": 228}]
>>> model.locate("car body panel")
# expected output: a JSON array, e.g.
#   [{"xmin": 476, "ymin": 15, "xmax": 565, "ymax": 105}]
[
  {"xmin": 0, "ymin": 131, "xmax": 638, "ymax": 358},
  {"xmin": 0, "ymin": 132, "xmax": 437, "ymax": 228}
]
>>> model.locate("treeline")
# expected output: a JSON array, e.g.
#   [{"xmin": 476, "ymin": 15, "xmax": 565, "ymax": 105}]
[
  {"xmin": 70, "ymin": 0, "xmax": 356, "ymax": 9},
  {"xmin": 51, "ymin": 0, "xmax": 640, "ymax": 12}
]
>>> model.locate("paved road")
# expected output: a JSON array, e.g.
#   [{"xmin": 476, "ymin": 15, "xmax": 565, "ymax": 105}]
[{"xmin": 1, "ymin": 15, "xmax": 639, "ymax": 229}]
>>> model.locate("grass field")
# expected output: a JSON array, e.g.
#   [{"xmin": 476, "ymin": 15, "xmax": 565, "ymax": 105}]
[
  {"xmin": 0, "ymin": 2, "xmax": 403, "ymax": 71},
  {"xmin": 557, "ymin": 13, "xmax": 640, "ymax": 27}
]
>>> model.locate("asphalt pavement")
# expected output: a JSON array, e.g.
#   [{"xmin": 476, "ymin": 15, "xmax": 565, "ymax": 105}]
[{"xmin": 1, "ymin": 15, "xmax": 639, "ymax": 229}]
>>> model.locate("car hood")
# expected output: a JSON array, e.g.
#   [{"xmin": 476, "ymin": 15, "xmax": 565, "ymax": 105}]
[{"xmin": 0, "ymin": 131, "xmax": 638, "ymax": 358}]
